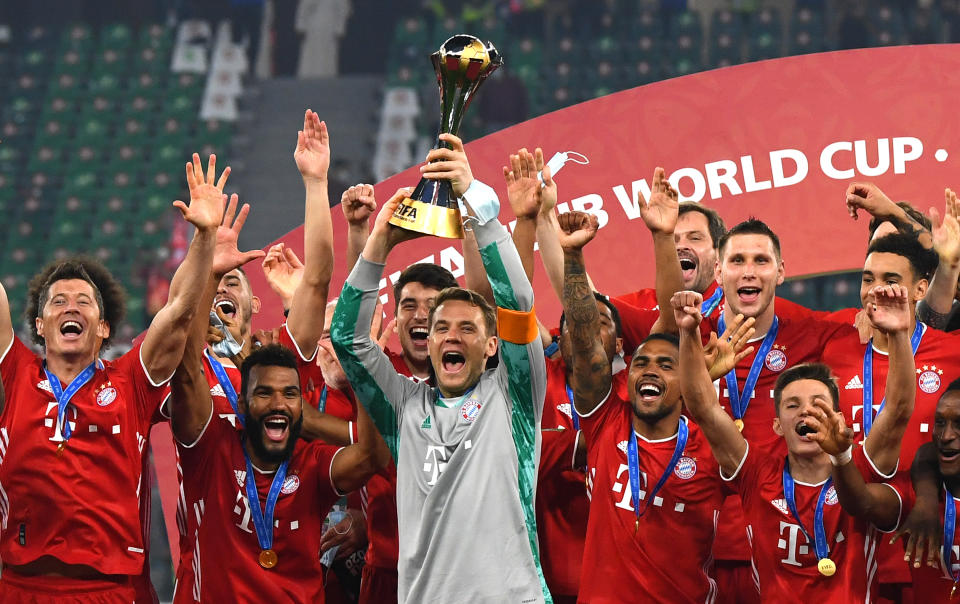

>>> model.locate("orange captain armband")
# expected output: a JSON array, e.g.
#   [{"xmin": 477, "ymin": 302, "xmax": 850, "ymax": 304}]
[{"xmin": 497, "ymin": 307, "xmax": 538, "ymax": 344}]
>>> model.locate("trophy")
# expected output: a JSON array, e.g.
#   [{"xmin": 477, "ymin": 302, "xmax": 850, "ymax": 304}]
[{"xmin": 388, "ymin": 34, "xmax": 502, "ymax": 239}]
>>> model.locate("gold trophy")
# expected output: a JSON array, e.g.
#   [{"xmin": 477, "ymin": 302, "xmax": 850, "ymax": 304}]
[{"xmin": 388, "ymin": 34, "xmax": 502, "ymax": 239}]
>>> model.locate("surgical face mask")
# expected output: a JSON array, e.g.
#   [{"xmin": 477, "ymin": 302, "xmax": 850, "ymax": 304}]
[{"xmin": 209, "ymin": 310, "xmax": 243, "ymax": 358}]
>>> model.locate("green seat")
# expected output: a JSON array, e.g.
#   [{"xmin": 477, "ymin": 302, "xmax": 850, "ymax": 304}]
[
  {"xmin": 153, "ymin": 141, "xmax": 185, "ymax": 165},
  {"xmin": 168, "ymin": 72, "xmax": 204, "ymax": 94},
  {"xmin": 133, "ymin": 47, "xmax": 168, "ymax": 73},
  {"xmin": 128, "ymin": 72, "xmax": 164, "ymax": 94},
  {"xmin": 75, "ymin": 117, "xmax": 112, "ymax": 147},
  {"xmin": 100, "ymin": 24, "xmax": 133, "ymax": 50},
  {"xmin": 52, "ymin": 52, "xmax": 89, "ymax": 78},
  {"xmin": 161, "ymin": 94, "xmax": 198, "ymax": 121},
  {"xmin": 90, "ymin": 48, "xmax": 130, "ymax": 78},
  {"xmin": 64, "ymin": 170, "xmax": 100, "ymax": 192},
  {"xmin": 60, "ymin": 23, "xmax": 94, "ymax": 51},
  {"xmin": 138, "ymin": 23, "xmax": 172, "ymax": 50},
  {"xmin": 120, "ymin": 93, "xmax": 155, "ymax": 119},
  {"xmin": 88, "ymin": 72, "xmax": 122, "ymax": 94}
]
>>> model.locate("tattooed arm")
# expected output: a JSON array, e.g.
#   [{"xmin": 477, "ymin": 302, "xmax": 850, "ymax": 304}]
[{"xmin": 557, "ymin": 211, "xmax": 612, "ymax": 416}]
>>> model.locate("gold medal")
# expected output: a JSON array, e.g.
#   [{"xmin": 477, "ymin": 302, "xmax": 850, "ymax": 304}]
[
  {"xmin": 56, "ymin": 441, "xmax": 66, "ymax": 456},
  {"xmin": 734, "ymin": 419, "xmax": 744, "ymax": 432},
  {"xmin": 259, "ymin": 548, "xmax": 278, "ymax": 569},
  {"xmin": 951, "ymin": 580, "xmax": 958, "ymax": 599},
  {"xmin": 817, "ymin": 557, "xmax": 836, "ymax": 577},
  {"xmin": 634, "ymin": 519, "xmax": 639, "ymax": 535}
]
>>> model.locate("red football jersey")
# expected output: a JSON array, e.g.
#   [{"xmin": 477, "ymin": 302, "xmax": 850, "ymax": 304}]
[
  {"xmin": 729, "ymin": 445, "xmax": 902, "ymax": 603},
  {"xmin": 537, "ymin": 427, "xmax": 585, "ymax": 598},
  {"xmin": 823, "ymin": 324, "xmax": 960, "ymax": 471},
  {"xmin": 174, "ymin": 413, "xmax": 343, "ymax": 602},
  {"xmin": 578, "ymin": 389, "xmax": 728, "ymax": 603},
  {"xmin": 902, "ymin": 483, "xmax": 960, "ymax": 603},
  {"xmin": 0, "ymin": 337, "xmax": 167, "ymax": 574}
]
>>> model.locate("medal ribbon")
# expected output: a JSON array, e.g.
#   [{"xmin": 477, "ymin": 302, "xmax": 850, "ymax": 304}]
[
  {"xmin": 627, "ymin": 416, "xmax": 689, "ymax": 524},
  {"xmin": 700, "ymin": 287, "xmax": 724, "ymax": 318},
  {"xmin": 782, "ymin": 458, "xmax": 833, "ymax": 564},
  {"xmin": 861, "ymin": 321, "xmax": 924, "ymax": 436},
  {"xmin": 718, "ymin": 315, "xmax": 779, "ymax": 423},
  {"xmin": 943, "ymin": 484, "xmax": 959, "ymax": 585},
  {"xmin": 317, "ymin": 384, "xmax": 329, "ymax": 413},
  {"xmin": 243, "ymin": 446, "xmax": 289, "ymax": 554},
  {"xmin": 564, "ymin": 383, "xmax": 581, "ymax": 431},
  {"xmin": 204, "ymin": 349, "xmax": 243, "ymax": 427},
  {"xmin": 45, "ymin": 360, "xmax": 101, "ymax": 443}
]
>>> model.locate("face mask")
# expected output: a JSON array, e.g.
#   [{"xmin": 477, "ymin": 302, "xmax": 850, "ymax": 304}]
[
  {"xmin": 538, "ymin": 150, "xmax": 589, "ymax": 186},
  {"xmin": 209, "ymin": 310, "xmax": 243, "ymax": 358}
]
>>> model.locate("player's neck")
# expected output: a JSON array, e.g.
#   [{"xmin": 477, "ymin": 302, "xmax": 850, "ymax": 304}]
[
  {"xmin": 632, "ymin": 407, "xmax": 682, "ymax": 441},
  {"xmin": 725, "ymin": 304, "xmax": 776, "ymax": 338},
  {"xmin": 786, "ymin": 451, "xmax": 831, "ymax": 484},
  {"xmin": 45, "ymin": 350, "xmax": 99, "ymax": 383},
  {"xmin": 403, "ymin": 353, "xmax": 432, "ymax": 380},
  {"xmin": 945, "ymin": 476, "xmax": 960, "ymax": 499},
  {"xmin": 870, "ymin": 313, "xmax": 917, "ymax": 353},
  {"xmin": 243, "ymin": 439, "xmax": 281, "ymax": 473}
]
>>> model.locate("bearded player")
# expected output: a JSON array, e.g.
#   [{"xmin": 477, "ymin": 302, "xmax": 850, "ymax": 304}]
[
  {"xmin": 673, "ymin": 280, "xmax": 915, "ymax": 601},
  {"xmin": 332, "ymin": 170, "xmax": 550, "ymax": 602},
  {"xmin": 557, "ymin": 210, "xmax": 758, "ymax": 603},
  {"xmin": 0, "ymin": 154, "xmax": 226, "ymax": 600}
]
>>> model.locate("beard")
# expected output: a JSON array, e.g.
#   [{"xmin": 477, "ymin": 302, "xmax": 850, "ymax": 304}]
[
  {"xmin": 631, "ymin": 399, "xmax": 675, "ymax": 425},
  {"xmin": 244, "ymin": 410, "xmax": 303, "ymax": 464}
]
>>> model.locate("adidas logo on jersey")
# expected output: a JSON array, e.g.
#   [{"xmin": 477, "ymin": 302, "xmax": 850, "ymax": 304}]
[
  {"xmin": 617, "ymin": 440, "xmax": 628, "ymax": 454},
  {"xmin": 845, "ymin": 375, "xmax": 863, "ymax": 390},
  {"xmin": 37, "ymin": 380, "xmax": 53, "ymax": 394},
  {"xmin": 557, "ymin": 403, "xmax": 573, "ymax": 419},
  {"xmin": 421, "ymin": 416, "xmax": 432, "ymax": 430},
  {"xmin": 770, "ymin": 498, "xmax": 790, "ymax": 516},
  {"xmin": 235, "ymin": 470, "xmax": 246, "ymax": 487},
  {"xmin": 210, "ymin": 384, "xmax": 226, "ymax": 398}
]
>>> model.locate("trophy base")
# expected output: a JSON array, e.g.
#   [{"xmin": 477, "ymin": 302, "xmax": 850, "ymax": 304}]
[{"xmin": 388, "ymin": 197, "xmax": 465, "ymax": 239}]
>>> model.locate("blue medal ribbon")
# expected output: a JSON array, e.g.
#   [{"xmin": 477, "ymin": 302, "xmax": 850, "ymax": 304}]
[
  {"xmin": 45, "ymin": 360, "xmax": 101, "ymax": 444},
  {"xmin": 204, "ymin": 349, "xmax": 243, "ymax": 428},
  {"xmin": 943, "ymin": 484, "xmax": 959, "ymax": 586},
  {"xmin": 700, "ymin": 287, "xmax": 724, "ymax": 318},
  {"xmin": 718, "ymin": 315, "xmax": 779, "ymax": 423},
  {"xmin": 627, "ymin": 416, "xmax": 689, "ymax": 530},
  {"xmin": 782, "ymin": 458, "xmax": 833, "ymax": 564},
  {"xmin": 317, "ymin": 384, "xmax": 328, "ymax": 413},
  {"xmin": 564, "ymin": 383, "xmax": 580, "ymax": 431},
  {"xmin": 243, "ymin": 445, "xmax": 289, "ymax": 556},
  {"xmin": 861, "ymin": 321, "xmax": 924, "ymax": 436}
]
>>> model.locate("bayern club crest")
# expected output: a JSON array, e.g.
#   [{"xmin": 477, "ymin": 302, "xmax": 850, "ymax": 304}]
[
  {"xmin": 918, "ymin": 368, "xmax": 942, "ymax": 394},
  {"xmin": 461, "ymin": 399, "xmax": 483, "ymax": 423},
  {"xmin": 281, "ymin": 475, "xmax": 300, "ymax": 495},
  {"xmin": 96, "ymin": 386, "xmax": 118, "ymax": 407},
  {"xmin": 674, "ymin": 456, "xmax": 697, "ymax": 480},
  {"xmin": 825, "ymin": 485, "xmax": 839, "ymax": 506},
  {"xmin": 764, "ymin": 348, "xmax": 787, "ymax": 372}
]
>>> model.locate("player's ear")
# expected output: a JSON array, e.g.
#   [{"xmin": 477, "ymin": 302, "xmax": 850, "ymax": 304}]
[
  {"xmin": 615, "ymin": 336, "xmax": 623, "ymax": 356},
  {"xmin": 772, "ymin": 416, "xmax": 784, "ymax": 437},
  {"xmin": 714, "ymin": 258, "xmax": 722, "ymax": 285},
  {"xmin": 251, "ymin": 296, "xmax": 261, "ymax": 315},
  {"xmin": 914, "ymin": 277, "xmax": 929, "ymax": 302},
  {"xmin": 97, "ymin": 320, "xmax": 110, "ymax": 340},
  {"xmin": 484, "ymin": 335, "xmax": 499, "ymax": 359},
  {"xmin": 35, "ymin": 317, "xmax": 45, "ymax": 339},
  {"xmin": 776, "ymin": 259, "xmax": 785, "ymax": 286}
]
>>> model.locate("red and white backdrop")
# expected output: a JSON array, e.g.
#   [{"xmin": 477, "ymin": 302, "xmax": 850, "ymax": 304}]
[{"xmin": 154, "ymin": 45, "xmax": 960, "ymax": 561}]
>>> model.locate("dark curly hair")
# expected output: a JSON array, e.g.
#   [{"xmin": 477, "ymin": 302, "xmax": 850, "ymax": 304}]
[{"xmin": 25, "ymin": 256, "xmax": 127, "ymax": 349}]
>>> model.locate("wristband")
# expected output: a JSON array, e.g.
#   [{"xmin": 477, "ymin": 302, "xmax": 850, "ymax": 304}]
[{"xmin": 828, "ymin": 446, "xmax": 853, "ymax": 466}]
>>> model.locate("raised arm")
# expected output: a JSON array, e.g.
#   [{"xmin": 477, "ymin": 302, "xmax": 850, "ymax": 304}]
[
  {"xmin": 555, "ymin": 211, "xmax": 610, "ymax": 416},
  {"xmin": 862, "ymin": 284, "xmax": 916, "ymax": 476},
  {"xmin": 286, "ymin": 109, "xmax": 335, "ymax": 355},
  {"xmin": 340, "ymin": 184, "xmax": 377, "ymax": 273},
  {"xmin": 331, "ymin": 189, "xmax": 423, "ymax": 460},
  {"xmin": 892, "ymin": 442, "xmax": 943, "ymax": 568},
  {"xmin": 330, "ymin": 386, "xmax": 391, "ymax": 493},
  {"xmin": 640, "ymin": 167, "xmax": 683, "ymax": 333},
  {"xmin": 171, "ymin": 195, "xmax": 264, "ymax": 443},
  {"xmin": 261, "ymin": 243, "xmax": 303, "ymax": 315},
  {"xmin": 672, "ymin": 290, "xmax": 749, "ymax": 477},
  {"xmin": 806, "ymin": 398, "xmax": 901, "ymax": 531},
  {"xmin": 846, "ymin": 182, "xmax": 933, "ymax": 248},
  {"xmin": 920, "ymin": 191, "xmax": 960, "ymax": 328},
  {"xmin": 502, "ymin": 148, "xmax": 544, "ymax": 284},
  {"xmin": 140, "ymin": 154, "xmax": 229, "ymax": 384}
]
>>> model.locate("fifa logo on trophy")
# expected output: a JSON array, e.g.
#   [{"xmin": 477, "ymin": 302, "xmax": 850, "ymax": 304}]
[{"xmin": 388, "ymin": 35, "xmax": 502, "ymax": 239}]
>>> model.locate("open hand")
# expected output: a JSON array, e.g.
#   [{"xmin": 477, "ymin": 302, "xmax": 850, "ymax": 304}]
[
  {"xmin": 931, "ymin": 188, "xmax": 960, "ymax": 268},
  {"xmin": 174, "ymin": 153, "xmax": 229, "ymax": 232},
  {"xmin": 638, "ymin": 167, "xmax": 678, "ymax": 235},
  {"xmin": 262, "ymin": 243, "xmax": 304, "ymax": 308},
  {"xmin": 294, "ymin": 109, "xmax": 330, "ymax": 183},
  {"xmin": 503, "ymin": 148, "xmax": 542, "ymax": 220},
  {"xmin": 704, "ymin": 313, "xmax": 756, "ymax": 381},
  {"xmin": 865, "ymin": 284, "xmax": 911, "ymax": 334},
  {"xmin": 802, "ymin": 398, "xmax": 853, "ymax": 456}
]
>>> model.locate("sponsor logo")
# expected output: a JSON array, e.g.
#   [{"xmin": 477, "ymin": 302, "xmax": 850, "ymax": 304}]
[
  {"xmin": 918, "ymin": 366, "xmax": 943, "ymax": 394},
  {"xmin": 461, "ymin": 399, "xmax": 482, "ymax": 423},
  {"xmin": 770, "ymin": 498, "xmax": 790, "ymax": 515},
  {"xmin": 281, "ymin": 475, "xmax": 300, "ymax": 495},
  {"xmin": 825, "ymin": 485, "xmax": 838, "ymax": 506},
  {"xmin": 765, "ymin": 349, "xmax": 787, "ymax": 372},
  {"xmin": 210, "ymin": 384, "xmax": 226, "ymax": 398},
  {"xmin": 96, "ymin": 386, "xmax": 117, "ymax": 407},
  {"xmin": 617, "ymin": 440, "xmax": 628, "ymax": 454},
  {"xmin": 557, "ymin": 402, "xmax": 573, "ymax": 419},
  {"xmin": 421, "ymin": 416, "xmax": 432, "ymax": 429},
  {"xmin": 234, "ymin": 470, "xmax": 246, "ymax": 487},
  {"xmin": 845, "ymin": 375, "xmax": 863, "ymax": 390},
  {"xmin": 674, "ymin": 456, "xmax": 697, "ymax": 480},
  {"xmin": 37, "ymin": 380, "xmax": 53, "ymax": 394}
]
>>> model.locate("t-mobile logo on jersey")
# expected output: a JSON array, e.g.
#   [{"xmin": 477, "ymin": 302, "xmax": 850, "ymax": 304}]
[
  {"xmin": 234, "ymin": 488, "xmax": 254, "ymax": 534},
  {"xmin": 44, "ymin": 402, "xmax": 77, "ymax": 442},
  {"xmin": 778, "ymin": 521, "xmax": 811, "ymax": 566},
  {"xmin": 849, "ymin": 403, "xmax": 882, "ymax": 433},
  {"xmin": 423, "ymin": 445, "xmax": 450, "ymax": 486},
  {"xmin": 612, "ymin": 463, "xmax": 648, "ymax": 512}
]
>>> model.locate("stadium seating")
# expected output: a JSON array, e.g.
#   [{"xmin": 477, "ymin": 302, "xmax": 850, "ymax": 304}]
[{"xmin": 0, "ymin": 21, "xmax": 234, "ymax": 335}]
